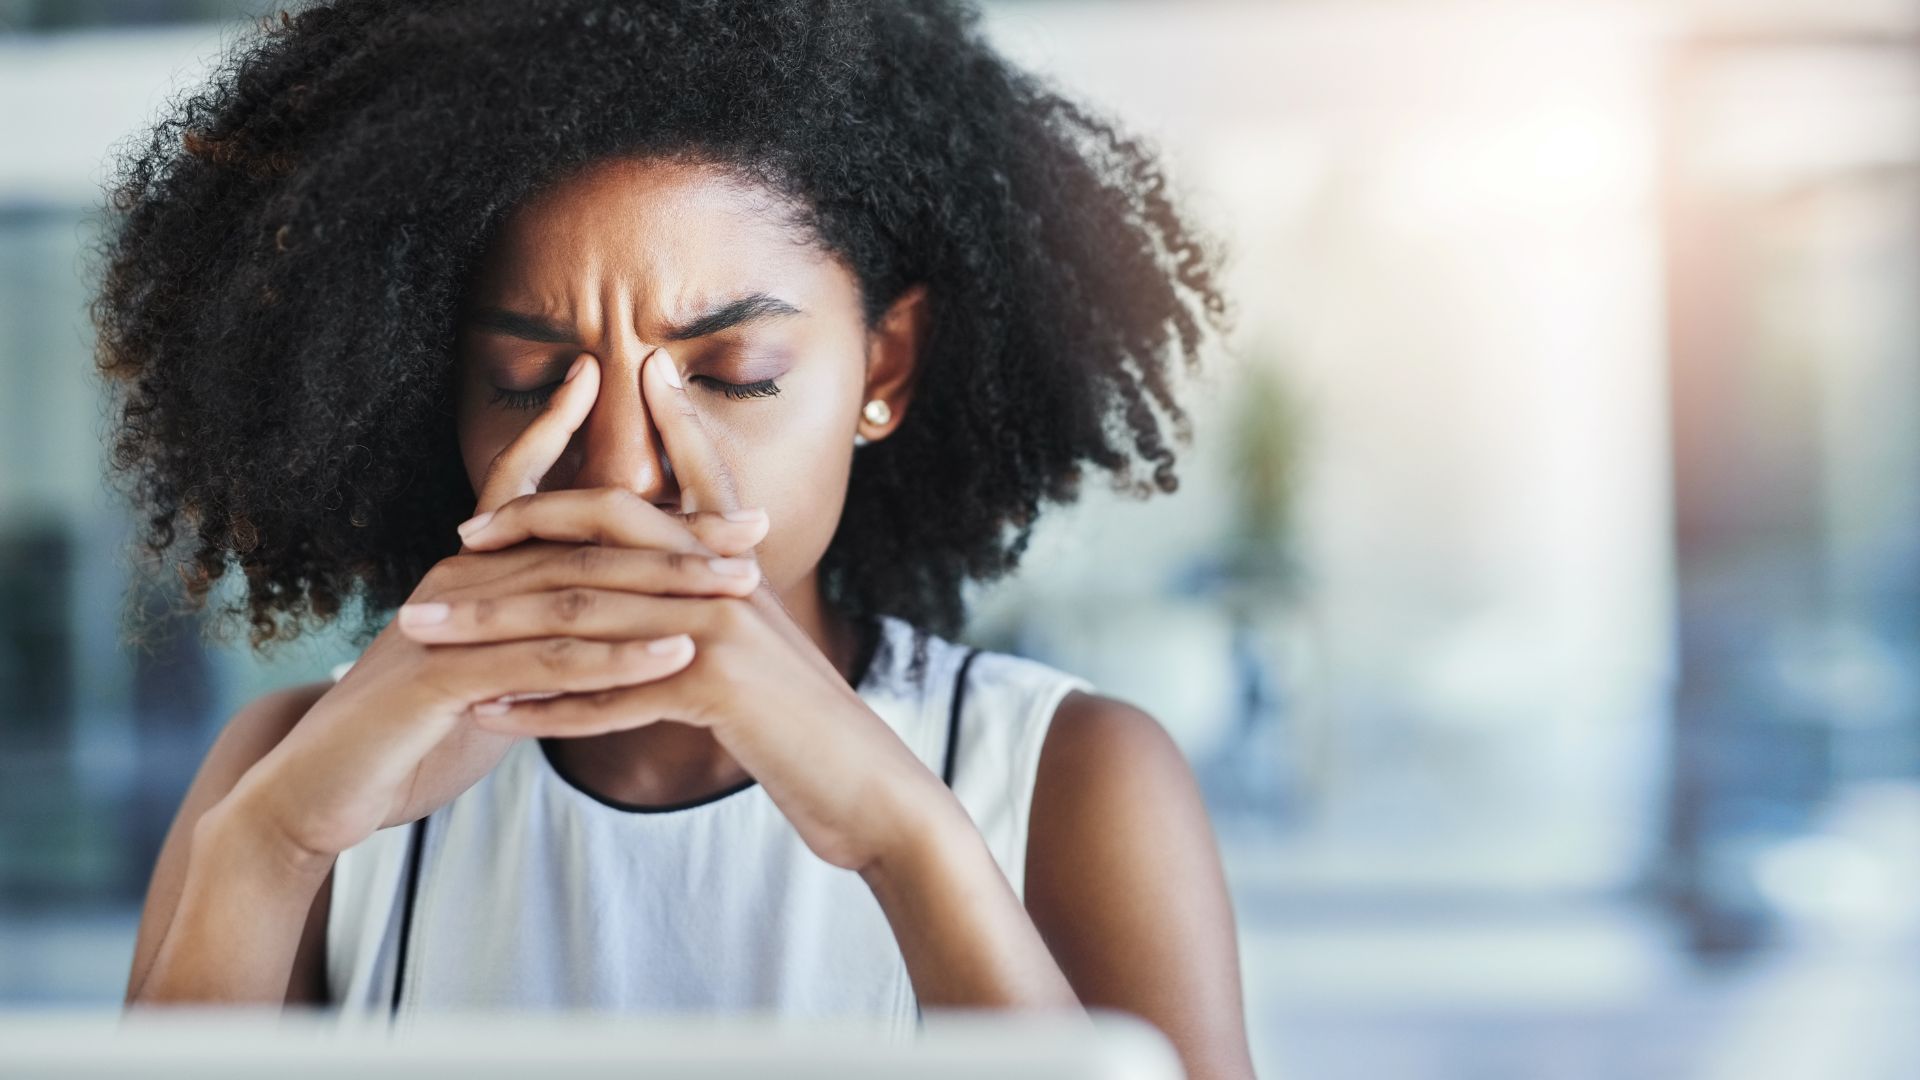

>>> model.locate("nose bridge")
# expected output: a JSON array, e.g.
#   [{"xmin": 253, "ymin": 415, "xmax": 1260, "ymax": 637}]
[{"xmin": 571, "ymin": 320, "xmax": 674, "ymax": 501}]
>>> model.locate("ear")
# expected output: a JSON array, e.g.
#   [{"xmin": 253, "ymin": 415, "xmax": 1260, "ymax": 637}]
[{"xmin": 858, "ymin": 282, "xmax": 929, "ymax": 444}]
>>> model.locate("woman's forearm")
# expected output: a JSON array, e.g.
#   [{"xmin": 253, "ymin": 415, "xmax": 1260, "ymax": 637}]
[
  {"xmin": 127, "ymin": 793, "xmax": 333, "ymax": 1006},
  {"xmin": 861, "ymin": 791, "xmax": 1083, "ymax": 1010}
]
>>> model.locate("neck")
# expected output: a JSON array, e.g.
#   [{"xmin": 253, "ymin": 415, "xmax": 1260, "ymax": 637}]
[
  {"xmin": 541, "ymin": 570, "xmax": 864, "ymax": 809},
  {"xmin": 775, "ymin": 570, "xmax": 867, "ymax": 687}
]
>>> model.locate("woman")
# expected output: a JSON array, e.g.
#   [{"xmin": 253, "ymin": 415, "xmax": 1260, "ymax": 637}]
[{"xmin": 95, "ymin": 1, "xmax": 1254, "ymax": 1077}]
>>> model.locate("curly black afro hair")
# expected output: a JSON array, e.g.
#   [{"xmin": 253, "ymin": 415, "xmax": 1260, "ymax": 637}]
[{"xmin": 90, "ymin": 0, "xmax": 1234, "ymax": 663}]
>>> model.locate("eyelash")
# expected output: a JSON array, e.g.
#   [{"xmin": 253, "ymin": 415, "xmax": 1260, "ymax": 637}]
[{"xmin": 487, "ymin": 376, "xmax": 782, "ymax": 411}]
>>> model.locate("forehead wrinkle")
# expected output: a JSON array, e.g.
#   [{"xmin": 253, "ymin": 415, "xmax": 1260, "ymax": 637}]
[{"xmin": 485, "ymin": 172, "xmax": 824, "ymax": 344}]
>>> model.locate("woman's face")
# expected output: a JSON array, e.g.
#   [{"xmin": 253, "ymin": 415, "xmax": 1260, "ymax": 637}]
[{"xmin": 453, "ymin": 156, "xmax": 922, "ymax": 598}]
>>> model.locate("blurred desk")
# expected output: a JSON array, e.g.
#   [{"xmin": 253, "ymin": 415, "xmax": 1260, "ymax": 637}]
[{"xmin": 0, "ymin": 1008, "xmax": 1181, "ymax": 1079}]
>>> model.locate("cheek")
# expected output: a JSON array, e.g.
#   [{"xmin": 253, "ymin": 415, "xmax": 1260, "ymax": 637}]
[
  {"xmin": 723, "ymin": 414, "xmax": 847, "ymax": 514},
  {"xmin": 713, "ymin": 382, "xmax": 857, "ymax": 584},
  {"xmin": 454, "ymin": 406, "xmax": 519, "ymax": 496}
]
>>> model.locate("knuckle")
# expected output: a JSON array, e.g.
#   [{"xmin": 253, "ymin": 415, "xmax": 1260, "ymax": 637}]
[
  {"xmin": 565, "ymin": 544, "xmax": 601, "ymax": 577},
  {"xmin": 536, "ymin": 636, "xmax": 579, "ymax": 672},
  {"xmin": 551, "ymin": 588, "xmax": 593, "ymax": 623},
  {"xmin": 594, "ymin": 486, "xmax": 635, "ymax": 513},
  {"xmin": 471, "ymin": 596, "xmax": 499, "ymax": 626},
  {"xmin": 594, "ymin": 489, "xmax": 646, "ymax": 544}
]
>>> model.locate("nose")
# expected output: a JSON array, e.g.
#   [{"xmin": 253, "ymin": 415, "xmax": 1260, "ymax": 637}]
[{"xmin": 564, "ymin": 343, "xmax": 680, "ymax": 511}]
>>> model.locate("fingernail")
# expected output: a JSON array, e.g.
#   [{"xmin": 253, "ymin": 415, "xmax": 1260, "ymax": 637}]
[
  {"xmin": 473, "ymin": 699, "xmax": 512, "ymax": 717},
  {"xmin": 646, "ymin": 634, "xmax": 692, "ymax": 655},
  {"xmin": 657, "ymin": 349, "xmax": 682, "ymax": 389},
  {"xmin": 398, "ymin": 602, "xmax": 450, "ymax": 627},
  {"xmin": 722, "ymin": 507, "xmax": 767, "ymax": 523},
  {"xmin": 564, "ymin": 354, "xmax": 589, "ymax": 383},
  {"xmin": 457, "ymin": 511, "xmax": 494, "ymax": 539},
  {"xmin": 708, "ymin": 556, "xmax": 756, "ymax": 578}
]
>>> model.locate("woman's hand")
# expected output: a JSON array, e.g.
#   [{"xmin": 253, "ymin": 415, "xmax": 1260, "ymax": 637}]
[
  {"xmin": 406, "ymin": 346, "xmax": 957, "ymax": 873},
  {"xmin": 217, "ymin": 352, "xmax": 770, "ymax": 862}
]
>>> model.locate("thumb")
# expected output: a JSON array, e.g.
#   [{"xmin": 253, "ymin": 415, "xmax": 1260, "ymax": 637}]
[{"xmin": 464, "ymin": 352, "xmax": 599, "ymax": 548}]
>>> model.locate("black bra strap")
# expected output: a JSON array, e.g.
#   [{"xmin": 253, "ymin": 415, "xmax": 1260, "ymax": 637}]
[
  {"xmin": 941, "ymin": 647, "xmax": 982, "ymax": 788},
  {"xmin": 390, "ymin": 813, "xmax": 429, "ymax": 1019}
]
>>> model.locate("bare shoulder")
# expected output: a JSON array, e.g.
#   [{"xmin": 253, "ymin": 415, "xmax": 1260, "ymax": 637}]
[
  {"xmin": 126, "ymin": 678, "xmax": 338, "ymax": 1004},
  {"xmin": 1036, "ymin": 689, "xmax": 1190, "ymax": 785},
  {"xmin": 1025, "ymin": 689, "xmax": 1208, "ymax": 890},
  {"xmin": 1025, "ymin": 689, "xmax": 1258, "ymax": 1080}
]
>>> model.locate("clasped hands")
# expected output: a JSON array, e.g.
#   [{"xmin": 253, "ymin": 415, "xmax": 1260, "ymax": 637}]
[{"xmin": 395, "ymin": 346, "xmax": 949, "ymax": 872}]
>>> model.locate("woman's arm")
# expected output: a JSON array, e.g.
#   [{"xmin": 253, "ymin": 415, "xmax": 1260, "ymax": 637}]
[
  {"xmin": 126, "ymin": 682, "xmax": 336, "ymax": 1006},
  {"xmin": 1024, "ymin": 691, "xmax": 1259, "ymax": 1080},
  {"xmin": 858, "ymin": 790, "xmax": 1083, "ymax": 1010},
  {"xmin": 857, "ymin": 689, "xmax": 1258, "ymax": 1078}
]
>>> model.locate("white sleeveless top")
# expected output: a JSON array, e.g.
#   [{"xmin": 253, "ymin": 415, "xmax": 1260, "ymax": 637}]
[{"xmin": 321, "ymin": 613, "xmax": 1092, "ymax": 1034}]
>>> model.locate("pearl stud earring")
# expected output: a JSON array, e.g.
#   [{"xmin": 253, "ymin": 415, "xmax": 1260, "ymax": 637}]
[{"xmin": 854, "ymin": 399, "xmax": 891, "ymax": 447}]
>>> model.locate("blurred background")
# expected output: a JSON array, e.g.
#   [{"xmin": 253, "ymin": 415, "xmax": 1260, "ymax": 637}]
[{"xmin": 3, "ymin": 0, "xmax": 1919, "ymax": 1077}]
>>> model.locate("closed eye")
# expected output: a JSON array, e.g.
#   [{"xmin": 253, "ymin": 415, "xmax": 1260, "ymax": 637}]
[
  {"xmin": 487, "ymin": 383, "xmax": 561, "ymax": 411},
  {"xmin": 694, "ymin": 375, "xmax": 781, "ymax": 400},
  {"xmin": 486, "ymin": 375, "xmax": 782, "ymax": 411}
]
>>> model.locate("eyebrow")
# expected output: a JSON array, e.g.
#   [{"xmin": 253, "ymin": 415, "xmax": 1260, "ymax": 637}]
[{"xmin": 465, "ymin": 293, "xmax": 804, "ymax": 344}]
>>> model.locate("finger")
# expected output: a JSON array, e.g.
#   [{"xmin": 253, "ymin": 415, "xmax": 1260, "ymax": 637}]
[
  {"xmin": 643, "ymin": 346, "xmax": 744, "ymax": 516},
  {"xmin": 493, "ymin": 689, "xmax": 567, "ymax": 705},
  {"xmin": 457, "ymin": 486, "xmax": 770, "ymax": 555},
  {"xmin": 430, "ymin": 632, "xmax": 695, "ymax": 708},
  {"xmin": 399, "ymin": 580, "xmax": 754, "ymax": 647},
  {"xmin": 465, "ymin": 352, "xmax": 601, "ymax": 537},
  {"xmin": 471, "ymin": 677, "xmax": 699, "ymax": 738},
  {"xmin": 685, "ymin": 506, "xmax": 768, "ymax": 556},
  {"xmin": 430, "ymin": 547, "xmax": 747, "ymax": 617},
  {"xmin": 433, "ymin": 537, "xmax": 591, "ymax": 594},
  {"xmin": 635, "ymin": 347, "xmax": 838, "ymax": 677}
]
